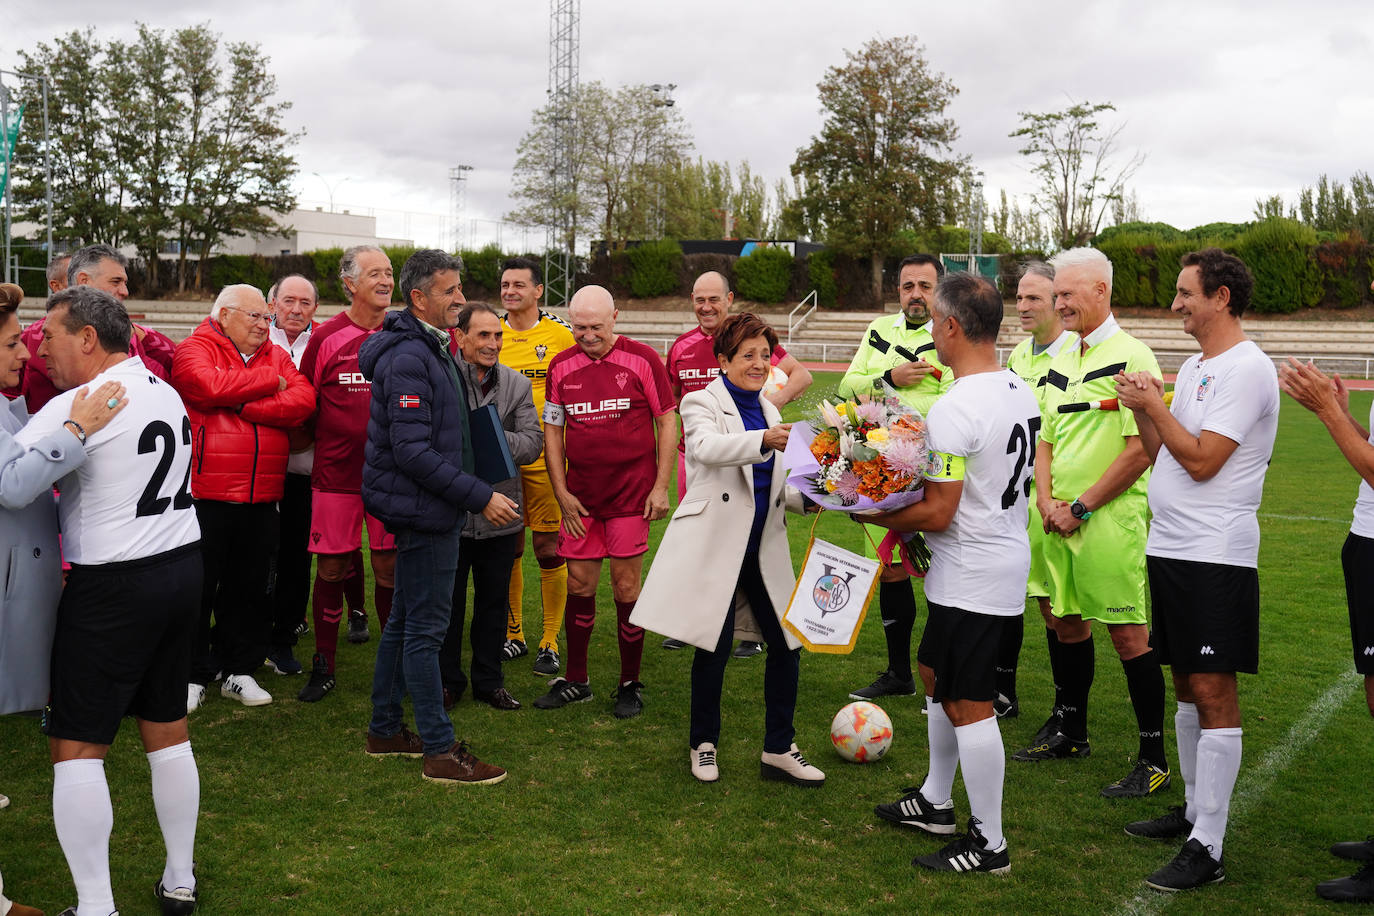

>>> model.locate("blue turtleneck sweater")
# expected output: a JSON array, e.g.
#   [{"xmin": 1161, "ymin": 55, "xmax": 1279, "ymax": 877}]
[{"xmin": 722, "ymin": 375, "xmax": 774, "ymax": 553}]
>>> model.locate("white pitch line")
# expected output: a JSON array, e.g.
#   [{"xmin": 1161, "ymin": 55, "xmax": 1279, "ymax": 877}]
[
  {"xmin": 1259, "ymin": 513, "xmax": 1349, "ymax": 524},
  {"xmin": 1110, "ymin": 668, "xmax": 1363, "ymax": 916}
]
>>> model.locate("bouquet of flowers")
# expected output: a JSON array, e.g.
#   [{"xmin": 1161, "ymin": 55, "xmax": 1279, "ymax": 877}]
[{"xmin": 782, "ymin": 387, "xmax": 932, "ymax": 574}]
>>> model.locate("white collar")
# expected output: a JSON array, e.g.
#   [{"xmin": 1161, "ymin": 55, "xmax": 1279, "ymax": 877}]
[
  {"xmin": 1045, "ymin": 329, "xmax": 1076, "ymax": 357},
  {"xmin": 889, "ymin": 313, "xmax": 932, "ymax": 334},
  {"xmin": 1080, "ymin": 313, "xmax": 1120, "ymax": 349}
]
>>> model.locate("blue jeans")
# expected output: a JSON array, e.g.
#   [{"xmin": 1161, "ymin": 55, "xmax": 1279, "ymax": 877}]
[
  {"xmin": 369, "ymin": 525, "xmax": 461, "ymax": 755},
  {"xmin": 689, "ymin": 554, "xmax": 800, "ymax": 754}
]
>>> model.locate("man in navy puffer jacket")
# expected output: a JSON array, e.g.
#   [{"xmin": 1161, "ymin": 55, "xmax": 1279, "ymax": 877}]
[{"xmin": 358, "ymin": 249, "xmax": 519, "ymax": 785}]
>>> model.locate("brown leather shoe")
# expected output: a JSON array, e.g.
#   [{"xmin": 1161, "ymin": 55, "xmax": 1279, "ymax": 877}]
[
  {"xmin": 8, "ymin": 903, "xmax": 44, "ymax": 916},
  {"xmin": 422, "ymin": 741, "xmax": 507, "ymax": 785},
  {"xmin": 474, "ymin": 687, "xmax": 521, "ymax": 710},
  {"xmin": 365, "ymin": 724, "xmax": 424, "ymax": 758}
]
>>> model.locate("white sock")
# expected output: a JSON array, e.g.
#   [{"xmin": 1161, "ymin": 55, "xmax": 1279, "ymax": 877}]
[
  {"xmin": 955, "ymin": 717, "xmax": 1006, "ymax": 849},
  {"xmin": 52, "ymin": 758, "xmax": 116, "ymax": 916},
  {"xmin": 1175, "ymin": 702, "xmax": 1200, "ymax": 823},
  {"xmin": 1189, "ymin": 727, "xmax": 1241, "ymax": 858},
  {"xmin": 148, "ymin": 741, "xmax": 199, "ymax": 892},
  {"xmin": 921, "ymin": 698, "xmax": 958, "ymax": 805}
]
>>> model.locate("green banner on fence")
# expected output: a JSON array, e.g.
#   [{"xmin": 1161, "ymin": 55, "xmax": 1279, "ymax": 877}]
[{"xmin": 0, "ymin": 102, "xmax": 24, "ymax": 199}]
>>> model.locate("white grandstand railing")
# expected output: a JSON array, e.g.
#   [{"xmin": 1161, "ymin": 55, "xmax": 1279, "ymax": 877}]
[{"xmin": 787, "ymin": 290, "xmax": 819, "ymax": 344}]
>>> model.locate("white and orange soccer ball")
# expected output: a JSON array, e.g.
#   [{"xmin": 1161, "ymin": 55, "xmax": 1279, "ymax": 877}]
[{"xmin": 830, "ymin": 701, "xmax": 894, "ymax": 763}]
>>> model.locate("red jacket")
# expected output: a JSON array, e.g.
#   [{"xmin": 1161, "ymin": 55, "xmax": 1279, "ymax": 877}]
[{"xmin": 172, "ymin": 317, "xmax": 316, "ymax": 503}]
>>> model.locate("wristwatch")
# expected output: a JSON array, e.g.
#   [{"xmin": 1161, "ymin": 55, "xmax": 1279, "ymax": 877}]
[{"xmin": 1070, "ymin": 498, "xmax": 1093, "ymax": 520}]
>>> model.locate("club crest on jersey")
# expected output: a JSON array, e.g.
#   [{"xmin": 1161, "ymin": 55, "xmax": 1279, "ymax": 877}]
[
  {"xmin": 615, "ymin": 371, "xmax": 630, "ymax": 390},
  {"xmin": 398, "ymin": 395, "xmax": 420, "ymax": 408},
  {"xmin": 535, "ymin": 344, "xmax": 548, "ymax": 361},
  {"xmin": 1195, "ymin": 375, "xmax": 1213, "ymax": 401},
  {"xmin": 811, "ymin": 565, "xmax": 856, "ymax": 616}
]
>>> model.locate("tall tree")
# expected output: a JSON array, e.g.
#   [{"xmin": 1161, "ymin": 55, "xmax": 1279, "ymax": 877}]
[
  {"xmin": 662, "ymin": 158, "xmax": 772, "ymax": 239},
  {"xmin": 787, "ymin": 35, "xmax": 966, "ymax": 303},
  {"xmin": 1010, "ymin": 100, "xmax": 1143, "ymax": 249},
  {"xmin": 508, "ymin": 81, "xmax": 691, "ymax": 248},
  {"xmin": 10, "ymin": 24, "xmax": 297, "ymax": 293}
]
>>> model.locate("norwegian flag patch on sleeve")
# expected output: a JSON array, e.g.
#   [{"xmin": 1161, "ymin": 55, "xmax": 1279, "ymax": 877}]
[{"xmin": 398, "ymin": 394, "xmax": 421, "ymax": 408}]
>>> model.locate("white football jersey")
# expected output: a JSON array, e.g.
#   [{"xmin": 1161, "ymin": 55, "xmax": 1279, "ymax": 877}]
[
  {"xmin": 17, "ymin": 357, "xmax": 201, "ymax": 564},
  {"xmin": 1146, "ymin": 340, "xmax": 1278, "ymax": 567},
  {"xmin": 923, "ymin": 369, "xmax": 1040, "ymax": 617}
]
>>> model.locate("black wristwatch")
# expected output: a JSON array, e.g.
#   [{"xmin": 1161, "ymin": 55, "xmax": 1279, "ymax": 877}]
[{"xmin": 1070, "ymin": 498, "xmax": 1093, "ymax": 520}]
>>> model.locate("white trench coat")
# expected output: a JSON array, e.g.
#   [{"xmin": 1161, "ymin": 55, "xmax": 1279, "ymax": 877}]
[{"xmin": 632, "ymin": 377, "xmax": 803, "ymax": 650}]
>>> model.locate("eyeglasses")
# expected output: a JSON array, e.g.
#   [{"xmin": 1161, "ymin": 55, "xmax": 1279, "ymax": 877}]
[{"xmin": 223, "ymin": 306, "xmax": 276, "ymax": 325}]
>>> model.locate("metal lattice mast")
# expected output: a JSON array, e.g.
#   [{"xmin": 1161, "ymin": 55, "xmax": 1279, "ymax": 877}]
[
  {"xmin": 544, "ymin": 0, "xmax": 579, "ymax": 308},
  {"xmin": 449, "ymin": 165, "xmax": 471, "ymax": 253}
]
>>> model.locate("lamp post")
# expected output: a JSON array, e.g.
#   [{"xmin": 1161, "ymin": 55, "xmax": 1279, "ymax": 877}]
[
  {"xmin": 311, "ymin": 172, "xmax": 351, "ymax": 213},
  {"xmin": 647, "ymin": 84, "xmax": 677, "ymax": 239}
]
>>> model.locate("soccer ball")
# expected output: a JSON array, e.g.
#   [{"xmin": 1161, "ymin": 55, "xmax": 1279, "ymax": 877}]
[
  {"xmin": 830, "ymin": 701, "xmax": 894, "ymax": 763},
  {"xmin": 762, "ymin": 366, "xmax": 788, "ymax": 397}
]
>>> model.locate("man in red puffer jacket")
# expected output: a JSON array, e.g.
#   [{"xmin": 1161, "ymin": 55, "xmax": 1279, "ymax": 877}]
[{"xmin": 172, "ymin": 285, "xmax": 315, "ymax": 712}]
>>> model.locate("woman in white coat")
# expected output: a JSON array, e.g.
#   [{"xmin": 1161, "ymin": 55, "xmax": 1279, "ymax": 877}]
[
  {"xmin": 0, "ymin": 283, "xmax": 126, "ymax": 916},
  {"xmin": 634, "ymin": 313, "xmax": 824, "ymax": 786}
]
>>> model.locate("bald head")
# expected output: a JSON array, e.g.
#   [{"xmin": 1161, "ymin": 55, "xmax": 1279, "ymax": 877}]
[
  {"xmin": 691, "ymin": 271, "xmax": 733, "ymax": 334},
  {"xmin": 568, "ymin": 285, "xmax": 618, "ymax": 359}
]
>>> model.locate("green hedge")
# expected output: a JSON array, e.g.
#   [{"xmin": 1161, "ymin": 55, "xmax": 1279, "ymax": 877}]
[
  {"xmin": 1097, "ymin": 217, "xmax": 1358, "ymax": 313},
  {"xmin": 626, "ymin": 239, "xmax": 682, "ymax": 298},
  {"xmin": 807, "ymin": 250, "xmax": 838, "ymax": 306},
  {"xmin": 734, "ymin": 246, "xmax": 793, "ymax": 303}
]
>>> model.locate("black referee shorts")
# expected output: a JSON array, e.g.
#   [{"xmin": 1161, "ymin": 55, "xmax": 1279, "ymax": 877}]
[{"xmin": 45, "ymin": 543, "xmax": 203, "ymax": 745}]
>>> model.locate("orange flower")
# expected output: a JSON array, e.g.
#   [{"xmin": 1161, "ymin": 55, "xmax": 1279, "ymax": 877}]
[{"xmin": 810, "ymin": 429, "xmax": 839, "ymax": 462}]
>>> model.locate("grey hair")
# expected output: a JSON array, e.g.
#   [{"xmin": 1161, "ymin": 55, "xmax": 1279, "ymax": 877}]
[
  {"xmin": 933, "ymin": 272, "xmax": 1003, "ymax": 344},
  {"xmin": 210, "ymin": 284, "xmax": 264, "ymax": 321},
  {"xmin": 1020, "ymin": 260, "xmax": 1054, "ymax": 283},
  {"xmin": 47, "ymin": 255, "xmax": 72, "ymax": 287},
  {"xmin": 66, "ymin": 244, "xmax": 128, "ymax": 287},
  {"xmin": 46, "ymin": 286, "xmax": 132, "ymax": 354},
  {"xmin": 399, "ymin": 249, "xmax": 464, "ymax": 306},
  {"xmin": 1049, "ymin": 247, "xmax": 1113, "ymax": 287},
  {"xmin": 339, "ymin": 245, "xmax": 386, "ymax": 297}
]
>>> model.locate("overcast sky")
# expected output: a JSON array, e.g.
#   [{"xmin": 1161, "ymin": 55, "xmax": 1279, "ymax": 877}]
[{"xmin": 5, "ymin": 0, "xmax": 1373, "ymax": 249}]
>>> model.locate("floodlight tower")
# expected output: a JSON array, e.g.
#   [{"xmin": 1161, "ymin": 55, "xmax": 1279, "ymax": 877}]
[
  {"xmin": 544, "ymin": 0, "xmax": 580, "ymax": 308},
  {"xmin": 449, "ymin": 164, "xmax": 472, "ymax": 252},
  {"xmin": 967, "ymin": 172, "xmax": 985, "ymax": 259}
]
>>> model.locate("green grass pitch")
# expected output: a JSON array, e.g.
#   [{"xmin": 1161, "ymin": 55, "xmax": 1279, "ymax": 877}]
[{"xmin": 1, "ymin": 372, "xmax": 1370, "ymax": 914}]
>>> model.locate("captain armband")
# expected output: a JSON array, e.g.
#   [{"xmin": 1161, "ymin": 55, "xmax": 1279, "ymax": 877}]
[
  {"xmin": 542, "ymin": 402, "xmax": 566, "ymax": 426},
  {"xmin": 925, "ymin": 451, "xmax": 965, "ymax": 481}
]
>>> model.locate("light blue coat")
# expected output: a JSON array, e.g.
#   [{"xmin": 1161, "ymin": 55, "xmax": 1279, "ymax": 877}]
[{"xmin": 0, "ymin": 397, "xmax": 87, "ymax": 715}]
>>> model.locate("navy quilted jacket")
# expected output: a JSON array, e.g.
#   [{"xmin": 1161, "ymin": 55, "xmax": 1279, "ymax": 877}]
[{"xmin": 358, "ymin": 309, "xmax": 493, "ymax": 533}]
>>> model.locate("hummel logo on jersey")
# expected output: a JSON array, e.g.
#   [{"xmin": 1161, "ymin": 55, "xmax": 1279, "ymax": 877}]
[{"xmin": 1200, "ymin": 646, "xmax": 1215, "ymax": 655}]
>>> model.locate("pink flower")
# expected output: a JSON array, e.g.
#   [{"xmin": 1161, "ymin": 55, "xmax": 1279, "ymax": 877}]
[
  {"xmin": 852, "ymin": 400, "xmax": 887, "ymax": 425},
  {"xmin": 833, "ymin": 470, "xmax": 861, "ymax": 505},
  {"xmin": 882, "ymin": 437, "xmax": 928, "ymax": 479}
]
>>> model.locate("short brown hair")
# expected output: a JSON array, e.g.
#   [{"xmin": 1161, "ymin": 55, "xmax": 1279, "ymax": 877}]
[
  {"xmin": 0, "ymin": 282, "xmax": 22, "ymax": 318},
  {"xmin": 713, "ymin": 313, "xmax": 778, "ymax": 362}
]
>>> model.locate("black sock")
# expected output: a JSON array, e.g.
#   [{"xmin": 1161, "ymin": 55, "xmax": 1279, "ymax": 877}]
[
  {"xmin": 1045, "ymin": 627, "xmax": 1065, "ymax": 717},
  {"xmin": 995, "ymin": 614, "xmax": 1024, "ymax": 701},
  {"xmin": 879, "ymin": 580, "xmax": 918, "ymax": 681},
  {"xmin": 1122, "ymin": 649, "xmax": 1167, "ymax": 768},
  {"xmin": 1058, "ymin": 635, "xmax": 1094, "ymax": 740}
]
